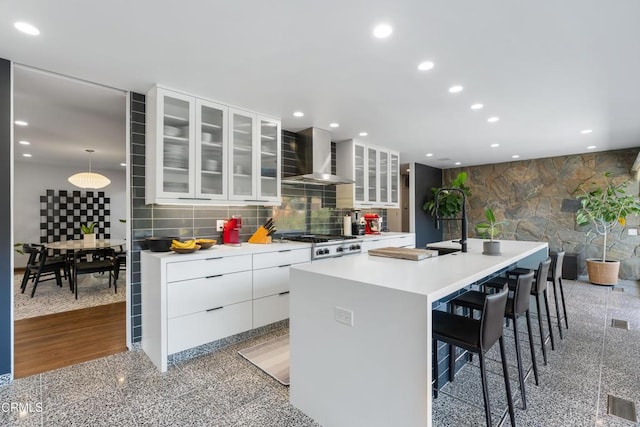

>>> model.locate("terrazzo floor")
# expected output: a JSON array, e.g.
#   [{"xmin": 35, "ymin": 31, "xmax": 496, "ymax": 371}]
[
  {"xmin": 14, "ymin": 271, "xmax": 126, "ymax": 320},
  {"xmin": 1, "ymin": 277, "xmax": 638, "ymax": 426}
]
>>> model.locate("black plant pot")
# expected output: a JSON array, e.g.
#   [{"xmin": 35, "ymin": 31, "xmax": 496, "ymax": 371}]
[{"xmin": 145, "ymin": 236, "xmax": 178, "ymax": 252}]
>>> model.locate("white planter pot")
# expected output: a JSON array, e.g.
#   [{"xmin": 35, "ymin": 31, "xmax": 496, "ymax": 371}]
[
  {"xmin": 83, "ymin": 233, "xmax": 96, "ymax": 246},
  {"xmin": 482, "ymin": 241, "xmax": 501, "ymax": 256}
]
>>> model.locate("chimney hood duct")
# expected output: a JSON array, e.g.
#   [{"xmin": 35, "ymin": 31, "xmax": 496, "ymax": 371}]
[{"xmin": 282, "ymin": 127, "xmax": 354, "ymax": 185}]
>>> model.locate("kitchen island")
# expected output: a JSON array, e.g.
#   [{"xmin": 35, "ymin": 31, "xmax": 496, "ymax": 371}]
[{"xmin": 289, "ymin": 238, "xmax": 547, "ymax": 427}]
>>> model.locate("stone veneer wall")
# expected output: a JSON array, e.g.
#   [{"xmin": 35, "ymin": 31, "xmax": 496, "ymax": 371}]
[{"xmin": 442, "ymin": 148, "xmax": 640, "ymax": 279}]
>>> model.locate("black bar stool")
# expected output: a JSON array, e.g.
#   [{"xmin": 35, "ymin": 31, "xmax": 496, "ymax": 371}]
[
  {"xmin": 451, "ymin": 271, "xmax": 538, "ymax": 410},
  {"xmin": 507, "ymin": 251, "xmax": 568, "ymax": 338},
  {"xmin": 485, "ymin": 258, "xmax": 553, "ymax": 365},
  {"xmin": 433, "ymin": 286, "xmax": 516, "ymax": 426}
]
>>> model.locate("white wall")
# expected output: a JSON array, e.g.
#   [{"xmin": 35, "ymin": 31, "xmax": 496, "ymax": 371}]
[{"xmin": 13, "ymin": 161, "xmax": 126, "ymax": 267}]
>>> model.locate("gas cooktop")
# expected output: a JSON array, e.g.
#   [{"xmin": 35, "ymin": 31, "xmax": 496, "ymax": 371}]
[{"xmin": 285, "ymin": 234, "xmax": 359, "ymax": 243}]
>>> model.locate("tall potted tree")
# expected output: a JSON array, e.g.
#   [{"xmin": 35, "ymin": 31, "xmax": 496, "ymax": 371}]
[{"xmin": 575, "ymin": 173, "xmax": 640, "ymax": 285}]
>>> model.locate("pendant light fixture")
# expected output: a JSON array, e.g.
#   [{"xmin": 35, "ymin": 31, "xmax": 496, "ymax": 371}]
[{"xmin": 68, "ymin": 149, "xmax": 111, "ymax": 189}]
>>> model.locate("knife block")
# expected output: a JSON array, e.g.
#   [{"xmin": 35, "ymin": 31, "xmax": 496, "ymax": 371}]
[{"xmin": 248, "ymin": 226, "xmax": 272, "ymax": 244}]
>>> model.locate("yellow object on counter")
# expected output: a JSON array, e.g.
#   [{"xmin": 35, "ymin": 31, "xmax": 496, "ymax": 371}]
[{"xmin": 248, "ymin": 226, "xmax": 272, "ymax": 244}]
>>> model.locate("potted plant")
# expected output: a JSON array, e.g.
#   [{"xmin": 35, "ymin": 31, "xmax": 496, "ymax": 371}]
[
  {"xmin": 476, "ymin": 208, "xmax": 505, "ymax": 255},
  {"xmin": 575, "ymin": 172, "xmax": 640, "ymax": 285},
  {"xmin": 423, "ymin": 172, "xmax": 471, "ymax": 237},
  {"xmin": 81, "ymin": 222, "xmax": 97, "ymax": 246}
]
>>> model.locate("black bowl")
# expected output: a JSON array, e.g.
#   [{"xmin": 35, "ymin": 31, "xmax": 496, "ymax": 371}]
[{"xmin": 145, "ymin": 237, "xmax": 178, "ymax": 252}]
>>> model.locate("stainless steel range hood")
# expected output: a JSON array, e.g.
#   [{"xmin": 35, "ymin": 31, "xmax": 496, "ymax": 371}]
[{"xmin": 282, "ymin": 127, "xmax": 354, "ymax": 186}]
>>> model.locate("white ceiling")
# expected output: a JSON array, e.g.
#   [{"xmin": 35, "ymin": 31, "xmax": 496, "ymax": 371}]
[
  {"xmin": 2, "ymin": 0, "xmax": 639, "ymax": 168},
  {"xmin": 13, "ymin": 66, "xmax": 126, "ymax": 171}
]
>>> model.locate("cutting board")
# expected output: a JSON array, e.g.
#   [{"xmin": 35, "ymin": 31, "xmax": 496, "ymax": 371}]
[{"xmin": 368, "ymin": 247, "xmax": 439, "ymax": 261}]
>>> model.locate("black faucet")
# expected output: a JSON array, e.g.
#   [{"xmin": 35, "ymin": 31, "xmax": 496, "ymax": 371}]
[{"xmin": 434, "ymin": 188, "xmax": 468, "ymax": 253}]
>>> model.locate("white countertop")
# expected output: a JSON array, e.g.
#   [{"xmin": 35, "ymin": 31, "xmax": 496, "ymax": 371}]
[
  {"xmin": 291, "ymin": 238, "xmax": 547, "ymax": 301},
  {"xmin": 142, "ymin": 241, "xmax": 312, "ymax": 261}
]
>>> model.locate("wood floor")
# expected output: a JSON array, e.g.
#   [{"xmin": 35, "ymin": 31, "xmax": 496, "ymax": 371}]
[{"xmin": 14, "ymin": 302, "xmax": 127, "ymax": 378}]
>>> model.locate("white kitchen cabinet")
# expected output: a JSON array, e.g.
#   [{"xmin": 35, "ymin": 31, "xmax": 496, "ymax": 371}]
[
  {"xmin": 146, "ymin": 87, "xmax": 280, "ymax": 206},
  {"xmin": 228, "ymin": 109, "xmax": 281, "ymax": 204},
  {"xmin": 336, "ymin": 140, "xmax": 400, "ymax": 209},
  {"xmin": 252, "ymin": 248, "xmax": 311, "ymax": 328}
]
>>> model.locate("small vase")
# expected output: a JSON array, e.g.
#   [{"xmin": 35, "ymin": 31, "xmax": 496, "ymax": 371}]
[
  {"xmin": 83, "ymin": 233, "xmax": 96, "ymax": 247},
  {"xmin": 482, "ymin": 241, "xmax": 501, "ymax": 256}
]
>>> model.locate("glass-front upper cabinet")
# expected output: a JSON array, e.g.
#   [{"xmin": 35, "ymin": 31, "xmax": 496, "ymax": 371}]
[
  {"xmin": 229, "ymin": 108, "xmax": 256, "ymax": 200},
  {"xmin": 379, "ymin": 150, "xmax": 389, "ymax": 204},
  {"xmin": 158, "ymin": 89, "xmax": 195, "ymax": 199},
  {"xmin": 390, "ymin": 152, "xmax": 399, "ymax": 206},
  {"xmin": 354, "ymin": 143, "xmax": 366, "ymax": 203},
  {"xmin": 257, "ymin": 116, "xmax": 281, "ymax": 201},
  {"xmin": 195, "ymin": 99, "xmax": 227, "ymax": 200},
  {"xmin": 367, "ymin": 147, "xmax": 378, "ymax": 203}
]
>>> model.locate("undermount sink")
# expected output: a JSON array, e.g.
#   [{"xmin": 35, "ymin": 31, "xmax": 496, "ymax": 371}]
[{"xmin": 426, "ymin": 246, "xmax": 462, "ymax": 256}]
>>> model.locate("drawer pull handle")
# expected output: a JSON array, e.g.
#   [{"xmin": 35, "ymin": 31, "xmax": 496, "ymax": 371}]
[
  {"xmin": 206, "ymin": 257, "xmax": 223, "ymax": 260},
  {"xmin": 178, "ymin": 197, "xmax": 213, "ymax": 200},
  {"xmin": 279, "ymin": 291, "xmax": 290, "ymax": 296},
  {"xmin": 278, "ymin": 264, "xmax": 291, "ymax": 268},
  {"xmin": 278, "ymin": 249, "xmax": 291, "ymax": 253},
  {"xmin": 206, "ymin": 274, "xmax": 223, "ymax": 279},
  {"xmin": 206, "ymin": 306, "xmax": 224, "ymax": 312}
]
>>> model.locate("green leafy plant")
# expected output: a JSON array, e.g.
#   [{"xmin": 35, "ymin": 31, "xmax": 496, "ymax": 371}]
[
  {"xmin": 14, "ymin": 242, "xmax": 25, "ymax": 255},
  {"xmin": 423, "ymin": 172, "xmax": 471, "ymax": 218},
  {"xmin": 475, "ymin": 208, "xmax": 505, "ymax": 242},
  {"xmin": 81, "ymin": 222, "xmax": 96, "ymax": 234},
  {"xmin": 575, "ymin": 172, "xmax": 640, "ymax": 262}
]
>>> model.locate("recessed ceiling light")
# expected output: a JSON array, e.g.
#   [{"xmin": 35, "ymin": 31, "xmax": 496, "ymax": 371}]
[
  {"xmin": 512, "ymin": 155, "xmax": 520, "ymax": 159},
  {"xmin": 120, "ymin": 163, "xmax": 127, "ymax": 167},
  {"xmin": 470, "ymin": 103, "xmax": 484, "ymax": 110},
  {"xmin": 406, "ymin": 168, "xmax": 411, "ymax": 172},
  {"xmin": 373, "ymin": 23, "xmax": 393, "ymax": 39},
  {"xmin": 293, "ymin": 111, "xmax": 304, "ymax": 118},
  {"xmin": 587, "ymin": 145, "xmax": 597, "ymax": 150},
  {"xmin": 425, "ymin": 153, "xmax": 433, "ymax": 157},
  {"xmin": 454, "ymin": 161, "xmax": 462, "ymax": 166},
  {"xmin": 14, "ymin": 120, "xmax": 28, "ymax": 126},
  {"xmin": 487, "ymin": 116, "xmax": 500, "ymax": 123},
  {"xmin": 19, "ymin": 140, "xmax": 30, "ymax": 145},
  {"xmin": 329, "ymin": 123, "xmax": 339, "ymax": 128},
  {"xmin": 581, "ymin": 129, "xmax": 593, "ymax": 134},
  {"xmin": 449, "ymin": 85, "xmax": 463, "ymax": 93},
  {"xmin": 22, "ymin": 153, "xmax": 32, "ymax": 158},
  {"xmin": 417, "ymin": 61, "xmax": 434, "ymax": 71},
  {"xmin": 490, "ymin": 143, "xmax": 500, "ymax": 148},
  {"xmin": 14, "ymin": 22, "xmax": 40, "ymax": 36},
  {"xmin": 359, "ymin": 132, "xmax": 368, "ymax": 137}
]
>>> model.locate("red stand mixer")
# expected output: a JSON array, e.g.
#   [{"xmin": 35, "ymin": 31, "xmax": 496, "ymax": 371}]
[
  {"xmin": 223, "ymin": 215, "xmax": 242, "ymax": 246},
  {"xmin": 364, "ymin": 213, "xmax": 381, "ymax": 235}
]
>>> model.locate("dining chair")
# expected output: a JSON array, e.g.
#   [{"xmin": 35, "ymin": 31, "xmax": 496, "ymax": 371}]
[
  {"xmin": 71, "ymin": 248, "xmax": 117, "ymax": 299},
  {"xmin": 21, "ymin": 244, "xmax": 71, "ymax": 297}
]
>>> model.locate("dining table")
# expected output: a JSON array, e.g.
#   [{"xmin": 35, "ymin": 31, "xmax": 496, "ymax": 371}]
[{"xmin": 44, "ymin": 238, "xmax": 126, "ymax": 251}]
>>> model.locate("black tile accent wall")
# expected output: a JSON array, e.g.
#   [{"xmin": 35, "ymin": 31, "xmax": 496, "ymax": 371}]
[{"xmin": 39, "ymin": 190, "xmax": 111, "ymax": 243}]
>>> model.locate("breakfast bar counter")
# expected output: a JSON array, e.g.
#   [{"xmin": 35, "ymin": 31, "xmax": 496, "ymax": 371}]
[{"xmin": 289, "ymin": 238, "xmax": 548, "ymax": 427}]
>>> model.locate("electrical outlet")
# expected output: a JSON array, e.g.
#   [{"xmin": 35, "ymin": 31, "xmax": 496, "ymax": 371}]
[
  {"xmin": 216, "ymin": 220, "xmax": 225, "ymax": 232},
  {"xmin": 335, "ymin": 306, "xmax": 354, "ymax": 326},
  {"xmin": 629, "ymin": 228, "xmax": 638, "ymax": 236}
]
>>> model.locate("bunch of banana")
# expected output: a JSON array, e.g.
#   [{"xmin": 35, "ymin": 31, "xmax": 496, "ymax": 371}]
[{"xmin": 172, "ymin": 239, "xmax": 196, "ymax": 249}]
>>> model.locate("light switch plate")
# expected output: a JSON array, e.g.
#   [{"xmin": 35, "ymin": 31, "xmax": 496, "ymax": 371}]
[
  {"xmin": 335, "ymin": 306, "xmax": 354, "ymax": 326},
  {"xmin": 628, "ymin": 228, "xmax": 638, "ymax": 236},
  {"xmin": 216, "ymin": 220, "xmax": 225, "ymax": 232}
]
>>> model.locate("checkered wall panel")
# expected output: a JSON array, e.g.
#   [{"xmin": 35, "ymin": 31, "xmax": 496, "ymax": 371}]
[{"xmin": 39, "ymin": 189, "xmax": 111, "ymax": 243}]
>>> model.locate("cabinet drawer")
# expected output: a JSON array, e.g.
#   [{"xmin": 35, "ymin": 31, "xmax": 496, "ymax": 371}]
[
  {"xmin": 253, "ymin": 293, "xmax": 289, "ymax": 329},
  {"xmin": 167, "ymin": 271, "xmax": 252, "ymax": 318},
  {"xmin": 167, "ymin": 254, "xmax": 252, "ymax": 282},
  {"xmin": 252, "ymin": 248, "xmax": 310, "ymax": 270},
  {"xmin": 253, "ymin": 266, "xmax": 290, "ymax": 299},
  {"xmin": 168, "ymin": 300, "xmax": 252, "ymax": 354}
]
